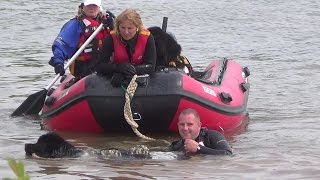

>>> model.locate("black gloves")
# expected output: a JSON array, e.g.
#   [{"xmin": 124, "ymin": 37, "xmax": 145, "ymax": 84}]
[
  {"xmin": 103, "ymin": 10, "xmax": 115, "ymax": 30},
  {"xmin": 110, "ymin": 63, "xmax": 138, "ymax": 87},
  {"xmin": 54, "ymin": 64, "xmax": 65, "ymax": 76},
  {"xmin": 135, "ymin": 64, "xmax": 154, "ymax": 75},
  {"xmin": 111, "ymin": 73, "xmax": 125, "ymax": 87},
  {"xmin": 116, "ymin": 63, "xmax": 136, "ymax": 77}
]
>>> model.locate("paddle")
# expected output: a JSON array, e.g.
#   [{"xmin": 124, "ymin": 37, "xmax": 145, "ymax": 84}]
[{"xmin": 11, "ymin": 23, "xmax": 104, "ymax": 117}]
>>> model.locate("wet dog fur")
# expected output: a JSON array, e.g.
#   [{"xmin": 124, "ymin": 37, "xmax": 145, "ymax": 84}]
[
  {"xmin": 25, "ymin": 132, "xmax": 151, "ymax": 159},
  {"xmin": 148, "ymin": 26, "xmax": 182, "ymax": 68},
  {"xmin": 25, "ymin": 132, "xmax": 84, "ymax": 158}
]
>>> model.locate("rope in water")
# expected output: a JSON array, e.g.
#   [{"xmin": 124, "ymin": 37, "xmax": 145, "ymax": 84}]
[{"xmin": 123, "ymin": 74, "xmax": 156, "ymax": 141}]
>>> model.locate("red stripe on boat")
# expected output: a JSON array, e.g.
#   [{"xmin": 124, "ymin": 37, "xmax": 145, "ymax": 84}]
[{"xmin": 42, "ymin": 100, "xmax": 104, "ymax": 133}]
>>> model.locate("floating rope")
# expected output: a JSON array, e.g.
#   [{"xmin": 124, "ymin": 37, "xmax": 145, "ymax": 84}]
[{"xmin": 123, "ymin": 75, "xmax": 156, "ymax": 141}]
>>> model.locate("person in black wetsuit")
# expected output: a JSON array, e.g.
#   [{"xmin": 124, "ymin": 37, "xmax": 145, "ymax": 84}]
[{"xmin": 169, "ymin": 108, "xmax": 233, "ymax": 155}]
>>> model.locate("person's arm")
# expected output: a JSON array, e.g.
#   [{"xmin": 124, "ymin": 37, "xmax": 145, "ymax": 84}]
[
  {"xmin": 49, "ymin": 19, "xmax": 83, "ymax": 66},
  {"xmin": 198, "ymin": 130, "xmax": 232, "ymax": 155},
  {"xmin": 197, "ymin": 143, "xmax": 232, "ymax": 155},
  {"xmin": 135, "ymin": 34, "xmax": 156, "ymax": 75},
  {"xmin": 168, "ymin": 140, "xmax": 184, "ymax": 151},
  {"xmin": 95, "ymin": 35, "xmax": 117, "ymax": 76}
]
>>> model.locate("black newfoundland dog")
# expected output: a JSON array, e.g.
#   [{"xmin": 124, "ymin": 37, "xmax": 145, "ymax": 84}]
[
  {"xmin": 25, "ymin": 132, "xmax": 151, "ymax": 159},
  {"xmin": 148, "ymin": 26, "xmax": 182, "ymax": 67},
  {"xmin": 148, "ymin": 26, "xmax": 193, "ymax": 74}
]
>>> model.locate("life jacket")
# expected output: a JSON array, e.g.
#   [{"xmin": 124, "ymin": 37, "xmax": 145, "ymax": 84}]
[
  {"xmin": 70, "ymin": 17, "xmax": 110, "ymax": 75},
  {"xmin": 110, "ymin": 30, "xmax": 150, "ymax": 65}
]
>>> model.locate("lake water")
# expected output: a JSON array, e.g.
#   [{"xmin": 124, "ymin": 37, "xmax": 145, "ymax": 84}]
[{"xmin": 1, "ymin": 0, "xmax": 319, "ymax": 179}]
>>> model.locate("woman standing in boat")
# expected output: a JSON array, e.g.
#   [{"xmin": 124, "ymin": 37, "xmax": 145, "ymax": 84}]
[
  {"xmin": 49, "ymin": 0, "xmax": 115, "ymax": 82},
  {"xmin": 95, "ymin": 8, "xmax": 156, "ymax": 87}
]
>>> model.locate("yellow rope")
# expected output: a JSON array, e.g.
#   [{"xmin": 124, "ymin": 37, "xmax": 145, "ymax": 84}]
[{"xmin": 124, "ymin": 75, "xmax": 156, "ymax": 141}]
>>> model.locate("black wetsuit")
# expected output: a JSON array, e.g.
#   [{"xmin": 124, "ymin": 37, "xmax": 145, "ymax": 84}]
[
  {"xmin": 95, "ymin": 33, "xmax": 156, "ymax": 76},
  {"xmin": 169, "ymin": 128, "xmax": 232, "ymax": 155}
]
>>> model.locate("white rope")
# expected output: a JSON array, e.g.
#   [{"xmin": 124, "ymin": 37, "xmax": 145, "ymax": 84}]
[{"xmin": 124, "ymin": 75, "xmax": 156, "ymax": 141}]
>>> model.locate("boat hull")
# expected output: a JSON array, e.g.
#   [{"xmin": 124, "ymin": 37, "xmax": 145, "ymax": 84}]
[{"xmin": 41, "ymin": 59, "xmax": 250, "ymax": 133}]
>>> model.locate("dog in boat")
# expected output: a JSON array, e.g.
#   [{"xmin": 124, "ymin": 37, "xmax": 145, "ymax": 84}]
[
  {"xmin": 147, "ymin": 26, "xmax": 193, "ymax": 75},
  {"xmin": 25, "ymin": 132, "xmax": 151, "ymax": 159}
]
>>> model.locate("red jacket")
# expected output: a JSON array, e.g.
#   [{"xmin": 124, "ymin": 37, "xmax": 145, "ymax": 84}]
[
  {"xmin": 76, "ymin": 17, "xmax": 110, "ymax": 62},
  {"xmin": 110, "ymin": 30, "xmax": 150, "ymax": 65}
]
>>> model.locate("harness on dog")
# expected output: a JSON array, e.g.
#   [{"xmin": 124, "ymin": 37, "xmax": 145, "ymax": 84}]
[{"xmin": 168, "ymin": 54, "xmax": 193, "ymax": 75}]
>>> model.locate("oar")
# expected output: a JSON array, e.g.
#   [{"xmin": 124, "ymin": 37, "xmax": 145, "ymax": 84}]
[{"xmin": 11, "ymin": 23, "xmax": 104, "ymax": 117}]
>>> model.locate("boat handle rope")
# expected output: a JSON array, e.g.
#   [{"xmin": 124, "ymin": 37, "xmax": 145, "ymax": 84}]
[
  {"xmin": 123, "ymin": 75, "xmax": 171, "ymax": 145},
  {"xmin": 124, "ymin": 74, "xmax": 155, "ymax": 141}
]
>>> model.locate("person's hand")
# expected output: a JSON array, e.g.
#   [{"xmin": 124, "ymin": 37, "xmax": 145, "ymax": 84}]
[
  {"xmin": 184, "ymin": 139, "xmax": 198, "ymax": 153},
  {"xmin": 54, "ymin": 64, "xmax": 65, "ymax": 76},
  {"xmin": 103, "ymin": 10, "xmax": 115, "ymax": 30},
  {"xmin": 117, "ymin": 63, "xmax": 136, "ymax": 77},
  {"xmin": 111, "ymin": 73, "xmax": 125, "ymax": 87}
]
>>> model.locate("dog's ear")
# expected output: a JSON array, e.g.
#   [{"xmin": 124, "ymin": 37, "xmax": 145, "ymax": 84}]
[
  {"xmin": 148, "ymin": 26, "xmax": 165, "ymax": 38},
  {"xmin": 148, "ymin": 26, "xmax": 169, "ymax": 66},
  {"xmin": 37, "ymin": 132, "xmax": 65, "ymax": 144},
  {"xmin": 166, "ymin": 33, "xmax": 182, "ymax": 60}
]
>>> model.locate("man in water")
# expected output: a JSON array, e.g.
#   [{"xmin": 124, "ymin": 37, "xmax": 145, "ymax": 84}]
[{"xmin": 169, "ymin": 108, "xmax": 233, "ymax": 155}]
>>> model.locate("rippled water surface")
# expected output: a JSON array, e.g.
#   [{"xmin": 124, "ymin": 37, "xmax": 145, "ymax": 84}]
[{"xmin": 1, "ymin": 0, "xmax": 320, "ymax": 179}]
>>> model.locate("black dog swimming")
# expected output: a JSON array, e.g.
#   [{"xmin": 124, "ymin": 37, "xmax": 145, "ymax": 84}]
[
  {"xmin": 25, "ymin": 132, "xmax": 151, "ymax": 159},
  {"xmin": 25, "ymin": 132, "xmax": 84, "ymax": 158}
]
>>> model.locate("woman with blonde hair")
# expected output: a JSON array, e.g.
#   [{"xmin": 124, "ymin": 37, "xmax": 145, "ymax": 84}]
[{"xmin": 96, "ymin": 8, "xmax": 156, "ymax": 87}]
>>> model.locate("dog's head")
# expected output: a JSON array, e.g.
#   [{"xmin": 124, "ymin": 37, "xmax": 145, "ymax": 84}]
[
  {"xmin": 148, "ymin": 26, "xmax": 182, "ymax": 67},
  {"xmin": 25, "ymin": 132, "xmax": 84, "ymax": 158}
]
